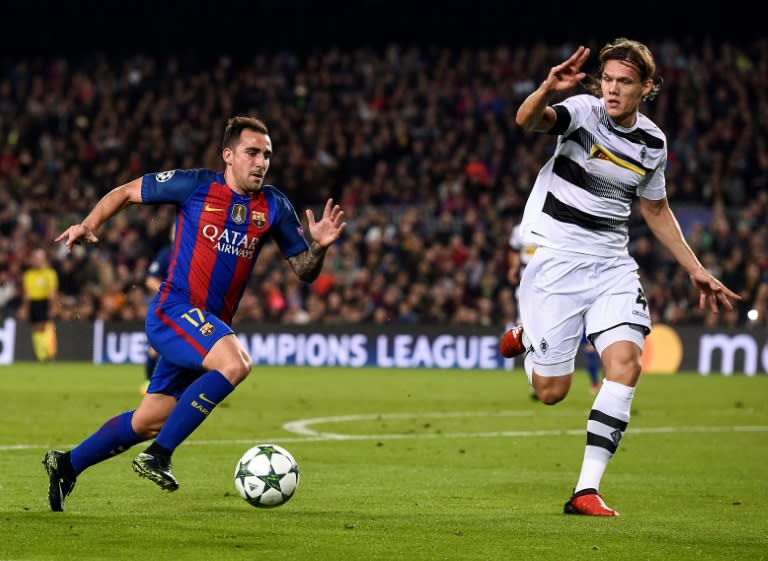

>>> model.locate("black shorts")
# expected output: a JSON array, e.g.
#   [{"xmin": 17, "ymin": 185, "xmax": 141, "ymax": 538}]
[{"xmin": 29, "ymin": 300, "xmax": 51, "ymax": 323}]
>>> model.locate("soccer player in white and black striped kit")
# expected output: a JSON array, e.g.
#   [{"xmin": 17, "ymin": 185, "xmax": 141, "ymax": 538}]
[{"xmin": 500, "ymin": 38, "xmax": 740, "ymax": 516}]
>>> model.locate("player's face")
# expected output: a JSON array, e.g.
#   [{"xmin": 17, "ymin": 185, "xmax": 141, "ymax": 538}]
[
  {"xmin": 225, "ymin": 129, "xmax": 272, "ymax": 195},
  {"xmin": 600, "ymin": 60, "xmax": 652, "ymax": 128}
]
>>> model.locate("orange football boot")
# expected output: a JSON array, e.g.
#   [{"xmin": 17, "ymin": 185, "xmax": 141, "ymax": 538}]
[
  {"xmin": 500, "ymin": 325, "xmax": 526, "ymax": 358},
  {"xmin": 564, "ymin": 489, "xmax": 619, "ymax": 517}
]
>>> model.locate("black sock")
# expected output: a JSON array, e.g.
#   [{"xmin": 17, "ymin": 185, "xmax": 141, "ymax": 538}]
[
  {"xmin": 60, "ymin": 452, "xmax": 77, "ymax": 480},
  {"xmin": 144, "ymin": 442, "xmax": 172, "ymax": 458}
]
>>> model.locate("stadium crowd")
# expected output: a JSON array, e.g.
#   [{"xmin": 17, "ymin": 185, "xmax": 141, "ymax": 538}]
[{"xmin": 1, "ymin": 37, "xmax": 767, "ymax": 329}]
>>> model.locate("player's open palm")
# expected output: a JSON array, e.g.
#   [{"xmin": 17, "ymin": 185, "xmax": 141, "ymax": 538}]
[
  {"xmin": 689, "ymin": 267, "xmax": 742, "ymax": 314},
  {"xmin": 306, "ymin": 198, "xmax": 346, "ymax": 248}
]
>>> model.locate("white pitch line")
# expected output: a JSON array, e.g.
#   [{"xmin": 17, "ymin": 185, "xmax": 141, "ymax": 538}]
[
  {"xmin": 280, "ymin": 410, "xmax": 768, "ymax": 439},
  {"xmin": 3, "ymin": 421, "xmax": 767, "ymax": 452},
  {"xmin": 283, "ymin": 410, "xmax": 540, "ymax": 438}
]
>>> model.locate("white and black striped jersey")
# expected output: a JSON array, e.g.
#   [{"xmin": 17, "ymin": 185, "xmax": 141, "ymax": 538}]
[{"xmin": 520, "ymin": 94, "xmax": 667, "ymax": 257}]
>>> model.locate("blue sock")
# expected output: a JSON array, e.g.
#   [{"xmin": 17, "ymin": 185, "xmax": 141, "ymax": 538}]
[
  {"xmin": 155, "ymin": 371, "xmax": 234, "ymax": 453},
  {"xmin": 70, "ymin": 411, "xmax": 145, "ymax": 475},
  {"xmin": 586, "ymin": 351, "xmax": 600, "ymax": 385}
]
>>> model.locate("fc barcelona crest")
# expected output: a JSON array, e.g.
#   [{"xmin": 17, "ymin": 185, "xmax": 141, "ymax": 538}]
[
  {"xmin": 231, "ymin": 204, "xmax": 247, "ymax": 225},
  {"xmin": 200, "ymin": 322, "xmax": 215, "ymax": 336},
  {"xmin": 252, "ymin": 210, "xmax": 266, "ymax": 228}
]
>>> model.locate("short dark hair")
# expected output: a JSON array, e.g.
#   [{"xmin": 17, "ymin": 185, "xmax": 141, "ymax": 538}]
[{"xmin": 222, "ymin": 116, "xmax": 269, "ymax": 150}]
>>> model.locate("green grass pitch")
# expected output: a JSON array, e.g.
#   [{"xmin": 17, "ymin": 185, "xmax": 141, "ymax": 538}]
[{"xmin": 1, "ymin": 362, "xmax": 766, "ymax": 561}]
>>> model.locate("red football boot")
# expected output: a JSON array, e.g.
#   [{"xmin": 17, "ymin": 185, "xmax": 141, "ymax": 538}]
[
  {"xmin": 563, "ymin": 489, "xmax": 619, "ymax": 517},
  {"xmin": 499, "ymin": 325, "xmax": 526, "ymax": 358}
]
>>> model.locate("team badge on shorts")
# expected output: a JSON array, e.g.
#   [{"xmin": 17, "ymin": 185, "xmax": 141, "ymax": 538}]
[
  {"xmin": 200, "ymin": 322, "xmax": 215, "ymax": 336},
  {"xmin": 539, "ymin": 338, "xmax": 549, "ymax": 355},
  {"xmin": 231, "ymin": 204, "xmax": 247, "ymax": 225}
]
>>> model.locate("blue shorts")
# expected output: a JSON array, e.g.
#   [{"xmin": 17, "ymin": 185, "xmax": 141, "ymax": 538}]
[{"xmin": 145, "ymin": 296, "xmax": 233, "ymax": 398}]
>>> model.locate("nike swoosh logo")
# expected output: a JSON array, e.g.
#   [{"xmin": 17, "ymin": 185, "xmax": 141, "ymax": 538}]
[
  {"xmin": 204, "ymin": 204, "xmax": 225, "ymax": 212},
  {"xmin": 198, "ymin": 393, "xmax": 219, "ymax": 405}
]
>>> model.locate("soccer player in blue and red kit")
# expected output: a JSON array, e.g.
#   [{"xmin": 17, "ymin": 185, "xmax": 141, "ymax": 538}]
[{"xmin": 44, "ymin": 116, "xmax": 346, "ymax": 512}]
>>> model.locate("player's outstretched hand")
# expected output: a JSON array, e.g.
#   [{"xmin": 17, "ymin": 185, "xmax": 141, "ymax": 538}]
[
  {"xmin": 306, "ymin": 198, "xmax": 346, "ymax": 248},
  {"xmin": 689, "ymin": 266, "xmax": 742, "ymax": 314},
  {"xmin": 55, "ymin": 224, "xmax": 99, "ymax": 253},
  {"xmin": 544, "ymin": 45, "xmax": 591, "ymax": 92}
]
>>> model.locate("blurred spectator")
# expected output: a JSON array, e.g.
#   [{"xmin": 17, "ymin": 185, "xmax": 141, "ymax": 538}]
[
  {"xmin": 0, "ymin": 261, "xmax": 19, "ymax": 316},
  {"xmin": 19, "ymin": 248, "xmax": 58, "ymax": 361},
  {"xmin": 1, "ymin": 38, "xmax": 766, "ymax": 328}
]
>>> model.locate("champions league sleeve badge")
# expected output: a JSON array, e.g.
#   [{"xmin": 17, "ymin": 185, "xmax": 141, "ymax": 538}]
[{"xmin": 155, "ymin": 170, "xmax": 176, "ymax": 182}]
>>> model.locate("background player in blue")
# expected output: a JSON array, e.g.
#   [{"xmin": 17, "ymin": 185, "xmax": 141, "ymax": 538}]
[
  {"xmin": 44, "ymin": 116, "xmax": 347, "ymax": 511},
  {"xmin": 581, "ymin": 332, "xmax": 601, "ymax": 395},
  {"xmin": 141, "ymin": 227, "xmax": 174, "ymax": 395}
]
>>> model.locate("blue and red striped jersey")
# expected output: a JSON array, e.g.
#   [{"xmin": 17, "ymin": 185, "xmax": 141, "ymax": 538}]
[{"xmin": 141, "ymin": 168, "xmax": 309, "ymax": 324}]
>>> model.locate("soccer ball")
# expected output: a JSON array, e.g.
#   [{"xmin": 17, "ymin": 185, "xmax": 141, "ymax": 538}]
[{"xmin": 234, "ymin": 444, "xmax": 300, "ymax": 508}]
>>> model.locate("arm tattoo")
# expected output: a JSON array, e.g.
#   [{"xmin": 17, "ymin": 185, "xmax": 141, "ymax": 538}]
[{"xmin": 287, "ymin": 241, "xmax": 327, "ymax": 282}]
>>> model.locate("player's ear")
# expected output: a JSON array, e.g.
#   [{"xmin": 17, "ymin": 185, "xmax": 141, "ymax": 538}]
[
  {"xmin": 641, "ymin": 79, "xmax": 653, "ymax": 101},
  {"xmin": 222, "ymin": 147, "xmax": 234, "ymax": 166}
]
